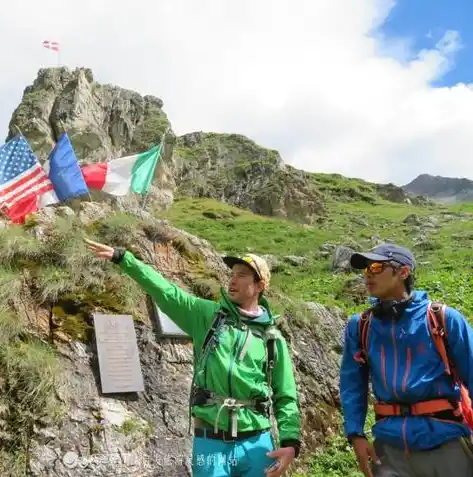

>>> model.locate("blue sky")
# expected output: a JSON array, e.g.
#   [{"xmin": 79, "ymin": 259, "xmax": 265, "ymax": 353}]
[{"xmin": 380, "ymin": 0, "xmax": 472, "ymax": 87}]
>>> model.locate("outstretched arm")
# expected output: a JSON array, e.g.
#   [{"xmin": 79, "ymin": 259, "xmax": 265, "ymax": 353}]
[{"xmin": 84, "ymin": 239, "xmax": 220, "ymax": 338}]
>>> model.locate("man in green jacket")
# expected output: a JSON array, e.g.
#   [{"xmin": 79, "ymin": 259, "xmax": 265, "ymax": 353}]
[{"xmin": 85, "ymin": 238, "xmax": 301, "ymax": 477}]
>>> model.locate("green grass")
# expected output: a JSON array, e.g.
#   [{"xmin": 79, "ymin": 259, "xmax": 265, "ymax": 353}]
[
  {"xmin": 293, "ymin": 413, "xmax": 376, "ymax": 477},
  {"xmin": 159, "ymin": 197, "xmax": 473, "ymax": 315},
  {"xmin": 117, "ymin": 418, "xmax": 155, "ymax": 441},
  {"xmin": 0, "ymin": 309, "xmax": 63, "ymax": 475}
]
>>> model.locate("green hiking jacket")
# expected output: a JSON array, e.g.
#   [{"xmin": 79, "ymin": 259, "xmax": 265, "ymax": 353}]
[{"xmin": 117, "ymin": 251, "xmax": 301, "ymax": 449}]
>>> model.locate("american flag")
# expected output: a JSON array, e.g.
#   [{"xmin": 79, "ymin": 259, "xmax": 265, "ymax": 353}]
[
  {"xmin": 43, "ymin": 40, "xmax": 60, "ymax": 52},
  {"xmin": 0, "ymin": 136, "xmax": 55, "ymax": 210}
]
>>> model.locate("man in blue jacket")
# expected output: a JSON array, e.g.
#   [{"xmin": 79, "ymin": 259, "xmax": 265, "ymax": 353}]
[{"xmin": 340, "ymin": 243, "xmax": 473, "ymax": 477}]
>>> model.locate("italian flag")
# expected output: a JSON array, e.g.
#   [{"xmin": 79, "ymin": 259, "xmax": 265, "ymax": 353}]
[{"xmin": 81, "ymin": 144, "xmax": 162, "ymax": 196}]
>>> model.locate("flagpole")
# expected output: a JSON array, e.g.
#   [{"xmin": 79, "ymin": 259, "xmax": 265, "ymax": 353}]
[
  {"xmin": 14, "ymin": 125, "xmax": 24, "ymax": 138},
  {"xmin": 140, "ymin": 127, "xmax": 169, "ymax": 213}
]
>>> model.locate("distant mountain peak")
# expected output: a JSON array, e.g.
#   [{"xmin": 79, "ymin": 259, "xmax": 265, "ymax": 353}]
[{"xmin": 403, "ymin": 174, "xmax": 473, "ymax": 203}]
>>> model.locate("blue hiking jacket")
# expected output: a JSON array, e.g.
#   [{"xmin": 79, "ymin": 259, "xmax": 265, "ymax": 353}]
[{"xmin": 340, "ymin": 290, "xmax": 473, "ymax": 451}]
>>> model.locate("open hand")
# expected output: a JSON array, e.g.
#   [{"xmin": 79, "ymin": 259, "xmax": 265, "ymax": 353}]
[
  {"xmin": 84, "ymin": 238, "xmax": 115, "ymax": 261},
  {"xmin": 265, "ymin": 447, "xmax": 295, "ymax": 477},
  {"xmin": 352, "ymin": 437, "xmax": 380, "ymax": 477}
]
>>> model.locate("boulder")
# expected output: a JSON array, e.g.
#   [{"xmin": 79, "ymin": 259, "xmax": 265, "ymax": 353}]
[{"xmin": 329, "ymin": 246, "xmax": 356, "ymax": 272}]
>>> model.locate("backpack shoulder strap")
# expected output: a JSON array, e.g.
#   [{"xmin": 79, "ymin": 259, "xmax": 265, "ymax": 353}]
[
  {"xmin": 264, "ymin": 326, "xmax": 280, "ymax": 390},
  {"xmin": 200, "ymin": 309, "xmax": 228, "ymax": 355},
  {"xmin": 188, "ymin": 308, "xmax": 230, "ymax": 433},
  {"xmin": 427, "ymin": 302, "xmax": 452, "ymax": 376},
  {"xmin": 355, "ymin": 309, "xmax": 372, "ymax": 365}
]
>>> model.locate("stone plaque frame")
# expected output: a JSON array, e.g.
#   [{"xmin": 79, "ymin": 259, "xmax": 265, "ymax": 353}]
[
  {"xmin": 93, "ymin": 313, "xmax": 145, "ymax": 394},
  {"xmin": 152, "ymin": 302, "xmax": 190, "ymax": 340}
]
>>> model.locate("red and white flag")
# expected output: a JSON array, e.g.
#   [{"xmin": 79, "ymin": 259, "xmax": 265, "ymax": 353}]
[{"xmin": 43, "ymin": 40, "xmax": 60, "ymax": 52}]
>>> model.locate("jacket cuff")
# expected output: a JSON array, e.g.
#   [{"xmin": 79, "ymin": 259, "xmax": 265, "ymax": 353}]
[
  {"xmin": 347, "ymin": 433, "xmax": 366, "ymax": 444},
  {"xmin": 281, "ymin": 439, "xmax": 301, "ymax": 458},
  {"xmin": 111, "ymin": 247, "xmax": 126, "ymax": 264}
]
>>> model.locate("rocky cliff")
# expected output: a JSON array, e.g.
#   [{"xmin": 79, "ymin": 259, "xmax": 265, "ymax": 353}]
[
  {"xmin": 173, "ymin": 132, "xmax": 326, "ymax": 224},
  {"xmin": 7, "ymin": 67, "xmax": 176, "ymax": 211},
  {"xmin": 172, "ymin": 133, "xmax": 432, "ymax": 221},
  {"xmin": 403, "ymin": 173, "xmax": 473, "ymax": 203}
]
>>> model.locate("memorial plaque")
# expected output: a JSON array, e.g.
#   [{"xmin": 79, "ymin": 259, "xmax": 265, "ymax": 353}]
[
  {"xmin": 154, "ymin": 303, "xmax": 190, "ymax": 339},
  {"xmin": 93, "ymin": 314, "xmax": 145, "ymax": 394}
]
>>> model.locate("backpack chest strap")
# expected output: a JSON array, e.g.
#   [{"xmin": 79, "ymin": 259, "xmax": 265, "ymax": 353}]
[
  {"xmin": 374, "ymin": 399, "xmax": 460, "ymax": 418},
  {"xmin": 191, "ymin": 386, "xmax": 272, "ymax": 437}
]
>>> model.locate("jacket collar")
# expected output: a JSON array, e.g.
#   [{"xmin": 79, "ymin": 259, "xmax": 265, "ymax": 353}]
[{"xmin": 219, "ymin": 287, "xmax": 276, "ymax": 325}]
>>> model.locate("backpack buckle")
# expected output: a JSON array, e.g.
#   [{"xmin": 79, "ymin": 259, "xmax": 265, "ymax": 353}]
[
  {"xmin": 224, "ymin": 398, "xmax": 238, "ymax": 409},
  {"xmin": 254, "ymin": 398, "xmax": 271, "ymax": 417},
  {"xmin": 398, "ymin": 404, "xmax": 412, "ymax": 417},
  {"xmin": 191, "ymin": 386, "xmax": 214, "ymax": 406}
]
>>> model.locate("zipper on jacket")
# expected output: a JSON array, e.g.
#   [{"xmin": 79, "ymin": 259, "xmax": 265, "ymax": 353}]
[
  {"xmin": 391, "ymin": 320, "xmax": 400, "ymax": 400},
  {"xmin": 228, "ymin": 327, "xmax": 243, "ymax": 398},
  {"xmin": 203, "ymin": 322, "xmax": 226, "ymax": 389},
  {"xmin": 381, "ymin": 345, "xmax": 388, "ymax": 391},
  {"xmin": 391, "ymin": 320, "xmax": 409, "ymax": 454},
  {"xmin": 402, "ymin": 348, "xmax": 412, "ymax": 393},
  {"xmin": 402, "ymin": 418, "xmax": 409, "ymax": 456}
]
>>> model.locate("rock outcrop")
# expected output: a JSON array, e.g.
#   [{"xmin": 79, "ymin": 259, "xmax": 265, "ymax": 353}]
[
  {"xmin": 173, "ymin": 132, "xmax": 326, "ymax": 224},
  {"xmin": 7, "ymin": 68, "xmax": 327, "ymax": 224},
  {"xmin": 7, "ymin": 67, "xmax": 176, "ymax": 211},
  {"xmin": 329, "ymin": 246, "xmax": 356, "ymax": 273},
  {"xmin": 376, "ymin": 183, "xmax": 430, "ymax": 206},
  {"xmin": 0, "ymin": 206, "xmax": 345, "ymax": 476}
]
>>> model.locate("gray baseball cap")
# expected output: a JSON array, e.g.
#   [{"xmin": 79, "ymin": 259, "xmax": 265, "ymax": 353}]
[{"xmin": 350, "ymin": 243, "xmax": 416, "ymax": 271}]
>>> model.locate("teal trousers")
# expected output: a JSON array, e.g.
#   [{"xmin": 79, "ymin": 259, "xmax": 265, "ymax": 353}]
[{"xmin": 191, "ymin": 430, "xmax": 278, "ymax": 477}]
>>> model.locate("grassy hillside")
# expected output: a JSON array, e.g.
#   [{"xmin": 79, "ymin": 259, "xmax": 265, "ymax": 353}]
[
  {"xmin": 160, "ymin": 195, "xmax": 473, "ymax": 317},
  {"xmin": 159, "ymin": 184, "xmax": 473, "ymax": 477}
]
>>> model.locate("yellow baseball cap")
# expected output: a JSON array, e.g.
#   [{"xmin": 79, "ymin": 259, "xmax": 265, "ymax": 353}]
[{"xmin": 223, "ymin": 253, "xmax": 271, "ymax": 285}]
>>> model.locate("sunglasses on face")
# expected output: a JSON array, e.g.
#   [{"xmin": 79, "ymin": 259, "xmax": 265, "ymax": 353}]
[{"xmin": 364, "ymin": 261, "xmax": 398, "ymax": 275}]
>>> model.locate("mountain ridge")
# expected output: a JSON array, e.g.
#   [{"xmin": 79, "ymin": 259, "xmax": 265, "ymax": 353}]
[
  {"xmin": 6, "ymin": 66, "xmax": 431, "ymax": 224},
  {"xmin": 403, "ymin": 173, "xmax": 473, "ymax": 203}
]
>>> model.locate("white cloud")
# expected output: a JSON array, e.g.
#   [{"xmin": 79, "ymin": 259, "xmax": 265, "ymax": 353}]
[{"xmin": 1, "ymin": 0, "xmax": 471, "ymax": 185}]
